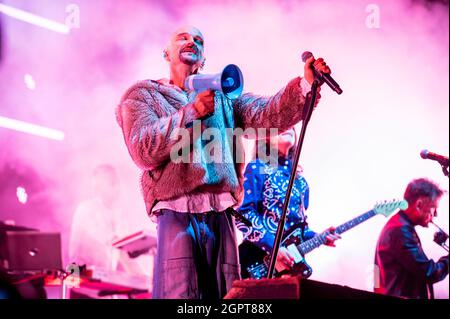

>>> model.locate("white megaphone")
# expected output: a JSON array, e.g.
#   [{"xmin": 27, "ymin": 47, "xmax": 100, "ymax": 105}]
[{"xmin": 184, "ymin": 64, "xmax": 244, "ymax": 100}]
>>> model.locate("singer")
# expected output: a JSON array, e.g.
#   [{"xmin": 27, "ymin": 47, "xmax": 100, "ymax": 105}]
[
  {"xmin": 374, "ymin": 178, "xmax": 449, "ymax": 299},
  {"xmin": 115, "ymin": 26, "xmax": 331, "ymax": 299}
]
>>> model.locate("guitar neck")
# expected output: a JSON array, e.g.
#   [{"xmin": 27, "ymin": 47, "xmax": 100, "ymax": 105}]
[
  {"xmin": 298, "ymin": 209, "xmax": 377, "ymax": 255},
  {"xmin": 335, "ymin": 209, "xmax": 377, "ymax": 235}
]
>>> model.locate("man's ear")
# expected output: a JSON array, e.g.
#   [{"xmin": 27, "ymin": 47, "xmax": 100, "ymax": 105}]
[
  {"xmin": 415, "ymin": 198, "xmax": 424, "ymax": 211},
  {"xmin": 163, "ymin": 49, "xmax": 170, "ymax": 61}
]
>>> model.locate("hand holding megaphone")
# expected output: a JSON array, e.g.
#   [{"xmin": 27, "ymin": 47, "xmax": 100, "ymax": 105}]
[{"xmin": 193, "ymin": 90, "xmax": 215, "ymax": 118}]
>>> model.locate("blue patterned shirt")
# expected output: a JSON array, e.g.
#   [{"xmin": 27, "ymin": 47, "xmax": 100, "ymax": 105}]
[{"xmin": 237, "ymin": 157, "xmax": 316, "ymax": 253}]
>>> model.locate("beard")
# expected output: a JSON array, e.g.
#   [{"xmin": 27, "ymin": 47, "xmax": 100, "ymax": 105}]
[
  {"xmin": 179, "ymin": 52, "xmax": 200, "ymax": 66},
  {"xmin": 420, "ymin": 217, "xmax": 432, "ymax": 227},
  {"xmin": 178, "ymin": 44, "xmax": 201, "ymax": 66}
]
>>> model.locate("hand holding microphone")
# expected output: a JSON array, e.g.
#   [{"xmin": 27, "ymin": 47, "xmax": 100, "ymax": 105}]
[{"xmin": 302, "ymin": 51, "xmax": 343, "ymax": 95}]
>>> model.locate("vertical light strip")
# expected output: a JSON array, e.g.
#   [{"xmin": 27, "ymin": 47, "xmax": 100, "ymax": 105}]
[
  {"xmin": 0, "ymin": 3, "xmax": 69, "ymax": 34},
  {"xmin": 0, "ymin": 116, "xmax": 65, "ymax": 141}
]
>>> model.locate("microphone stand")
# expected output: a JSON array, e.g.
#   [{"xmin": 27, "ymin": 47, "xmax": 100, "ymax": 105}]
[{"xmin": 267, "ymin": 79, "xmax": 320, "ymax": 279}]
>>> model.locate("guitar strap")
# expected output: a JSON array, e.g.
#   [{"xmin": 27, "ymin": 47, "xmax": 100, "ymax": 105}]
[{"xmin": 225, "ymin": 207, "xmax": 252, "ymax": 227}]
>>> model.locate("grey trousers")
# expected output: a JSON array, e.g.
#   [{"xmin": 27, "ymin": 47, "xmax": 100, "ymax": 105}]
[{"xmin": 152, "ymin": 209, "xmax": 241, "ymax": 299}]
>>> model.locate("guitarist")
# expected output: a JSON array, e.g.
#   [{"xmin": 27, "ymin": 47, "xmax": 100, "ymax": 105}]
[{"xmin": 236, "ymin": 128, "xmax": 340, "ymax": 278}]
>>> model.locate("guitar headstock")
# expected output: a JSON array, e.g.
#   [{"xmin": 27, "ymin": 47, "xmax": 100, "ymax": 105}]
[{"xmin": 374, "ymin": 199, "xmax": 408, "ymax": 217}]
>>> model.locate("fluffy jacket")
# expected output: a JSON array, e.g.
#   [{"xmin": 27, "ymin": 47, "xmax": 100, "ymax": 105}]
[{"xmin": 116, "ymin": 77, "xmax": 307, "ymax": 215}]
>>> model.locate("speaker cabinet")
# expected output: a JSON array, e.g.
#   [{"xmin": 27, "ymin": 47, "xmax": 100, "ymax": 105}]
[{"xmin": 224, "ymin": 276, "xmax": 395, "ymax": 299}]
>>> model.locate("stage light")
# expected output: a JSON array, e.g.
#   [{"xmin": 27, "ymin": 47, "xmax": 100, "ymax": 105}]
[
  {"xmin": 0, "ymin": 116, "xmax": 65, "ymax": 141},
  {"xmin": 24, "ymin": 74, "xmax": 36, "ymax": 90},
  {"xmin": 0, "ymin": 3, "xmax": 69, "ymax": 34},
  {"xmin": 16, "ymin": 186, "xmax": 28, "ymax": 204}
]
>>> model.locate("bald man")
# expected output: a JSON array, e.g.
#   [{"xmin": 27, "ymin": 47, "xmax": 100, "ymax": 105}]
[{"xmin": 116, "ymin": 26, "xmax": 331, "ymax": 299}]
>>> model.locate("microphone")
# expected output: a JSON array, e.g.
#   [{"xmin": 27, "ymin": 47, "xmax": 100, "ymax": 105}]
[
  {"xmin": 420, "ymin": 150, "xmax": 449, "ymax": 167},
  {"xmin": 301, "ymin": 51, "xmax": 343, "ymax": 95}
]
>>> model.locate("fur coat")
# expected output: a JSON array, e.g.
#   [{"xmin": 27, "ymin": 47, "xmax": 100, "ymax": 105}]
[{"xmin": 116, "ymin": 77, "xmax": 307, "ymax": 215}]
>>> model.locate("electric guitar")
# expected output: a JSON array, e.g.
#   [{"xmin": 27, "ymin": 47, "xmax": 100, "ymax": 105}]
[{"xmin": 239, "ymin": 199, "xmax": 408, "ymax": 280}]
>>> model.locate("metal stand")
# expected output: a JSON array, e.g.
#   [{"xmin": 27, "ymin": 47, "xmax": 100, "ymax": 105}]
[{"xmin": 267, "ymin": 80, "xmax": 320, "ymax": 279}]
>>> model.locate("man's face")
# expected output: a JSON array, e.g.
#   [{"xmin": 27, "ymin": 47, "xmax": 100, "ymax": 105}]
[
  {"xmin": 166, "ymin": 26, "xmax": 204, "ymax": 69},
  {"xmin": 93, "ymin": 173, "xmax": 120, "ymax": 205},
  {"xmin": 413, "ymin": 196, "xmax": 440, "ymax": 227},
  {"xmin": 272, "ymin": 128, "xmax": 296, "ymax": 152},
  {"xmin": 278, "ymin": 129, "xmax": 295, "ymax": 147}
]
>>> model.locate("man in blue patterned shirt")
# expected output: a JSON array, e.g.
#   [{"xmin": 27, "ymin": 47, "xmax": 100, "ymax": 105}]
[{"xmin": 237, "ymin": 128, "xmax": 340, "ymax": 277}]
